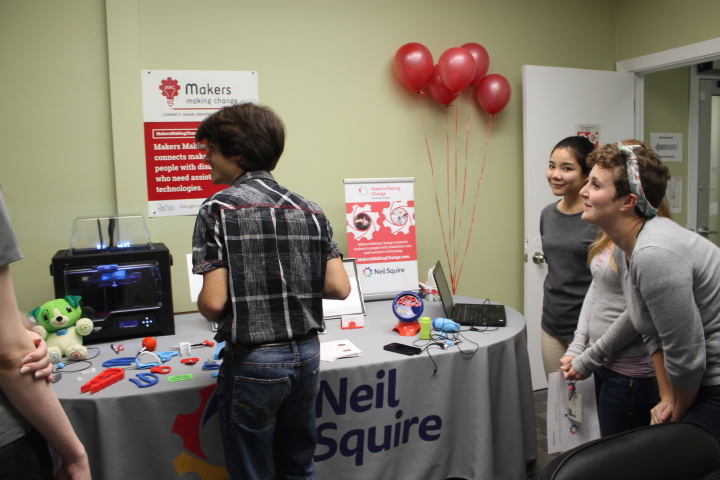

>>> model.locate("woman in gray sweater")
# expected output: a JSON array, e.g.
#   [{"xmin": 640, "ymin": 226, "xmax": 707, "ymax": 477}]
[{"xmin": 565, "ymin": 140, "xmax": 720, "ymax": 438}]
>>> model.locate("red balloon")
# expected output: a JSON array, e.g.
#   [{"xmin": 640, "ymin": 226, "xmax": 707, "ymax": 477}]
[
  {"xmin": 437, "ymin": 47, "xmax": 475, "ymax": 93},
  {"xmin": 393, "ymin": 43, "xmax": 433, "ymax": 92},
  {"xmin": 426, "ymin": 65, "xmax": 460, "ymax": 106},
  {"xmin": 461, "ymin": 43, "xmax": 490, "ymax": 86},
  {"xmin": 476, "ymin": 74, "xmax": 511, "ymax": 115}
]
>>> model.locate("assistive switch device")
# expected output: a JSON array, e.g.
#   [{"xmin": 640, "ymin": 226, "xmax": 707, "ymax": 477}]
[{"xmin": 142, "ymin": 337, "xmax": 157, "ymax": 351}]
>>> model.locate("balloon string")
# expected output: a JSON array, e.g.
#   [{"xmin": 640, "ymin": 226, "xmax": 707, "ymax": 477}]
[
  {"xmin": 445, "ymin": 107, "xmax": 452, "ymax": 264},
  {"xmin": 419, "ymin": 94, "xmax": 452, "ymax": 272},
  {"xmin": 453, "ymin": 109, "xmax": 472, "ymax": 292},
  {"xmin": 456, "ymin": 114, "xmax": 494, "ymax": 291},
  {"xmin": 451, "ymin": 104, "xmax": 460, "ymax": 281}
]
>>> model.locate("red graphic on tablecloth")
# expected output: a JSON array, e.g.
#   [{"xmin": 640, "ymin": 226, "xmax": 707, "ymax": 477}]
[{"xmin": 172, "ymin": 384, "xmax": 229, "ymax": 479}]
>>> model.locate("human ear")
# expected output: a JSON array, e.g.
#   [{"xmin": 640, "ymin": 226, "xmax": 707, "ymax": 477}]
[{"xmin": 619, "ymin": 194, "xmax": 639, "ymax": 213}]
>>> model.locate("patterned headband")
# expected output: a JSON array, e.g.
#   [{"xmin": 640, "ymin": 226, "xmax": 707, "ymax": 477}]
[{"xmin": 618, "ymin": 142, "xmax": 657, "ymax": 218}]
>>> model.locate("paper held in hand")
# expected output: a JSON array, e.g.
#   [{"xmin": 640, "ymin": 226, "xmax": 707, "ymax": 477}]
[{"xmin": 321, "ymin": 340, "xmax": 362, "ymax": 362}]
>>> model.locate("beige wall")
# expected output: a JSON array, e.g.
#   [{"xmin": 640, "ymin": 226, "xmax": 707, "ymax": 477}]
[
  {"xmin": 644, "ymin": 67, "xmax": 690, "ymax": 227},
  {"xmin": 0, "ymin": 1, "xmax": 116, "ymax": 313},
  {"xmin": 0, "ymin": 0, "xmax": 716, "ymax": 316},
  {"xmin": 615, "ymin": 0, "xmax": 720, "ymax": 61}
]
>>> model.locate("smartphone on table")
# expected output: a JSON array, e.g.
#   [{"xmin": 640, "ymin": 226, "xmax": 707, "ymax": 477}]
[{"xmin": 384, "ymin": 343, "xmax": 422, "ymax": 356}]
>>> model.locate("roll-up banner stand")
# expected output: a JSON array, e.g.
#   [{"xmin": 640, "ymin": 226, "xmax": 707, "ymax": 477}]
[{"xmin": 344, "ymin": 178, "xmax": 418, "ymax": 300}]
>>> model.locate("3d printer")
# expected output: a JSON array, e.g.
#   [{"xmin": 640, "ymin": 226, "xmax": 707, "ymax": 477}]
[{"xmin": 50, "ymin": 215, "xmax": 175, "ymax": 344}]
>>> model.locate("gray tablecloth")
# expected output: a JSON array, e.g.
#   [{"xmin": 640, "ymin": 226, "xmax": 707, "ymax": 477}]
[{"xmin": 52, "ymin": 297, "xmax": 536, "ymax": 480}]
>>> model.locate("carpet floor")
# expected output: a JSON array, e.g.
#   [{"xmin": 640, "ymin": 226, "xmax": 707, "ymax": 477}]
[{"xmin": 529, "ymin": 388, "xmax": 561, "ymax": 479}]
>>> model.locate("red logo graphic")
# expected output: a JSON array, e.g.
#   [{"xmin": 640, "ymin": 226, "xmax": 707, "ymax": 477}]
[
  {"xmin": 159, "ymin": 77, "xmax": 181, "ymax": 107},
  {"xmin": 172, "ymin": 384, "xmax": 229, "ymax": 479}
]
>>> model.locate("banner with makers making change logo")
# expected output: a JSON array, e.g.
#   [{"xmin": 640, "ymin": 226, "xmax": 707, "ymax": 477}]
[
  {"xmin": 344, "ymin": 178, "xmax": 419, "ymax": 300},
  {"xmin": 141, "ymin": 70, "xmax": 259, "ymax": 217}
]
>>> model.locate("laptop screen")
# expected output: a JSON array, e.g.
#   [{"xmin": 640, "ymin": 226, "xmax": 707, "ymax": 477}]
[{"xmin": 432, "ymin": 261, "xmax": 455, "ymax": 318}]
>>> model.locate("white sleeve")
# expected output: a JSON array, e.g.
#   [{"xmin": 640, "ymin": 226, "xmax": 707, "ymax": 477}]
[
  {"xmin": 572, "ymin": 310, "xmax": 639, "ymax": 376},
  {"xmin": 564, "ymin": 279, "xmax": 594, "ymax": 358}
]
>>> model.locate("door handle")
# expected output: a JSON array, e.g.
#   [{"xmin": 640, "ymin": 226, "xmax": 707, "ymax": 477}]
[
  {"xmin": 698, "ymin": 228, "xmax": 718, "ymax": 235},
  {"xmin": 532, "ymin": 252, "xmax": 546, "ymax": 264}
]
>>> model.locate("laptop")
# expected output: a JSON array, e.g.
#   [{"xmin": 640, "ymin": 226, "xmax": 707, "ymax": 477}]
[{"xmin": 432, "ymin": 261, "xmax": 506, "ymax": 327}]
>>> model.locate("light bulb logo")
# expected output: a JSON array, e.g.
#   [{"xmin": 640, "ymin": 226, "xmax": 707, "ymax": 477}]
[{"xmin": 159, "ymin": 77, "xmax": 181, "ymax": 107}]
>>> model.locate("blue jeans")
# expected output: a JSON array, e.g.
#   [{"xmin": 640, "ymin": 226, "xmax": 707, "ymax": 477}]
[
  {"xmin": 682, "ymin": 384, "xmax": 720, "ymax": 439},
  {"xmin": 594, "ymin": 366, "xmax": 659, "ymax": 437},
  {"xmin": 218, "ymin": 336, "xmax": 321, "ymax": 480}
]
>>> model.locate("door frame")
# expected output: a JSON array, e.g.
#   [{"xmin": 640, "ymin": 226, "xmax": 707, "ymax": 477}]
[{"xmin": 616, "ymin": 37, "xmax": 720, "ymax": 230}]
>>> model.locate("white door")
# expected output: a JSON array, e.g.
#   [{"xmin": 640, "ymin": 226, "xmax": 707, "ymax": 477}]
[
  {"xmin": 522, "ymin": 65, "xmax": 635, "ymax": 390},
  {"xmin": 697, "ymin": 78, "xmax": 720, "ymax": 247}
]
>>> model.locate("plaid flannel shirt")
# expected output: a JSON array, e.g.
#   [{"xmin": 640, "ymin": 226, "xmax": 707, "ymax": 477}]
[{"xmin": 192, "ymin": 171, "xmax": 341, "ymax": 345}]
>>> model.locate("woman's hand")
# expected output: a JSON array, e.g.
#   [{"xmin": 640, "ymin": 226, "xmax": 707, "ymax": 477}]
[
  {"xmin": 20, "ymin": 330, "xmax": 54, "ymax": 383},
  {"xmin": 560, "ymin": 362, "xmax": 587, "ymax": 381},
  {"xmin": 651, "ymin": 400, "xmax": 673, "ymax": 425},
  {"xmin": 559, "ymin": 355, "xmax": 574, "ymax": 367},
  {"xmin": 54, "ymin": 452, "xmax": 91, "ymax": 480}
]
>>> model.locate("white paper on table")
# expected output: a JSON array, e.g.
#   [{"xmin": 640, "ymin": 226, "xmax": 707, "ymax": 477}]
[
  {"xmin": 320, "ymin": 339, "xmax": 362, "ymax": 362},
  {"xmin": 547, "ymin": 372, "xmax": 601, "ymax": 454}
]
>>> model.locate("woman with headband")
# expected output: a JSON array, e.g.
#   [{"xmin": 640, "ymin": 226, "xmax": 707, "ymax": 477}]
[
  {"xmin": 560, "ymin": 198, "xmax": 671, "ymax": 437},
  {"xmin": 564, "ymin": 140, "xmax": 720, "ymax": 437}
]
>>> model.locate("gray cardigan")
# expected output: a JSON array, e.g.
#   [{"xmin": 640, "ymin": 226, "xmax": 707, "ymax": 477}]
[
  {"xmin": 566, "ymin": 248, "xmax": 649, "ymax": 375},
  {"xmin": 574, "ymin": 217, "xmax": 720, "ymax": 389}
]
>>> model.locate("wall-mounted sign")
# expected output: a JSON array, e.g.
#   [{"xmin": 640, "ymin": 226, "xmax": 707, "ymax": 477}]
[
  {"xmin": 576, "ymin": 124, "xmax": 601, "ymax": 148},
  {"xmin": 141, "ymin": 70, "xmax": 258, "ymax": 217},
  {"xmin": 649, "ymin": 133, "xmax": 683, "ymax": 162}
]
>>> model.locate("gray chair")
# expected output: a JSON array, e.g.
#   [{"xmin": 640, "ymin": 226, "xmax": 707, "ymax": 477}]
[{"xmin": 540, "ymin": 422, "xmax": 720, "ymax": 480}]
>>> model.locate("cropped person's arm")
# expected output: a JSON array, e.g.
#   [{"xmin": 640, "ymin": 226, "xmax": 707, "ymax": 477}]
[
  {"xmin": 634, "ymin": 247, "xmax": 706, "ymax": 389},
  {"xmin": 0, "ymin": 264, "xmax": 90, "ymax": 479},
  {"xmin": 563, "ymin": 279, "xmax": 595, "ymax": 362},
  {"xmin": 197, "ymin": 267, "xmax": 229, "ymax": 322},
  {"xmin": 651, "ymin": 349, "xmax": 673, "ymax": 424},
  {"xmin": 568, "ymin": 310, "xmax": 637, "ymax": 377},
  {"xmin": 323, "ymin": 257, "xmax": 351, "ymax": 300},
  {"xmin": 650, "ymin": 349, "xmax": 699, "ymax": 423}
]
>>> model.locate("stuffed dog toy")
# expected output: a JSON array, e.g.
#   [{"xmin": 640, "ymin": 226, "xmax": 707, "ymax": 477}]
[{"xmin": 29, "ymin": 296, "xmax": 94, "ymax": 363}]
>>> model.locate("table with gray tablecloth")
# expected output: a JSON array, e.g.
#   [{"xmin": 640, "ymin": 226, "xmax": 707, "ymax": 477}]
[{"xmin": 52, "ymin": 296, "xmax": 536, "ymax": 480}]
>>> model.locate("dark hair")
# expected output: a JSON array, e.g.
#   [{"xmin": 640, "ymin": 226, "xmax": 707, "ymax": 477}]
[
  {"xmin": 195, "ymin": 103, "xmax": 286, "ymax": 172},
  {"xmin": 586, "ymin": 140, "xmax": 670, "ymax": 217},
  {"xmin": 551, "ymin": 136, "xmax": 595, "ymax": 177}
]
